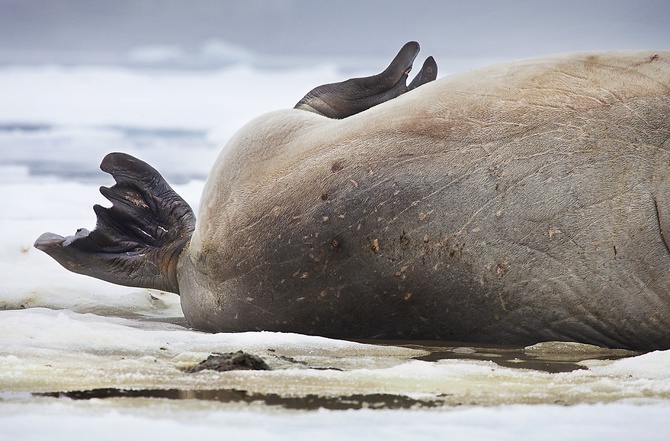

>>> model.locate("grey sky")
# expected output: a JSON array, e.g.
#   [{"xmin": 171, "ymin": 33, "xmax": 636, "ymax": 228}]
[{"xmin": 0, "ymin": 0, "xmax": 668, "ymax": 68}]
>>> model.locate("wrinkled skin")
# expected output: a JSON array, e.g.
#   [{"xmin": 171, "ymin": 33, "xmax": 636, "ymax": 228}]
[{"xmin": 37, "ymin": 49, "xmax": 670, "ymax": 350}]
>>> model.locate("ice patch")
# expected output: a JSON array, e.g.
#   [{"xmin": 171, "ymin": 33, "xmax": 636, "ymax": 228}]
[{"xmin": 586, "ymin": 350, "xmax": 670, "ymax": 380}]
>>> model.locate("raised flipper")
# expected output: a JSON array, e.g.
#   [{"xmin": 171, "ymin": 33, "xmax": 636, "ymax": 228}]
[
  {"xmin": 34, "ymin": 153, "xmax": 195, "ymax": 294},
  {"xmin": 295, "ymin": 41, "xmax": 438, "ymax": 119}
]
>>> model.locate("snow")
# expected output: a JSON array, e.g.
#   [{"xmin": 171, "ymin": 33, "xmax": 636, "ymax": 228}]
[
  {"xmin": 1, "ymin": 401, "xmax": 669, "ymax": 441},
  {"xmin": 1, "ymin": 61, "xmax": 669, "ymax": 440},
  {"xmin": 0, "ymin": 65, "xmax": 342, "ymax": 130}
]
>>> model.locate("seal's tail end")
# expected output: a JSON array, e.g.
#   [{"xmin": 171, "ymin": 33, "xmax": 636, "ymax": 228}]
[{"xmin": 34, "ymin": 152, "xmax": 195, "ymax": 294}]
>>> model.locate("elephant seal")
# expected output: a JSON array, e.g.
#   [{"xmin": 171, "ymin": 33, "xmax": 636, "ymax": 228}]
[{"xmin": 35, "ymin": 44, "xmax": 670, "ymax": 351}]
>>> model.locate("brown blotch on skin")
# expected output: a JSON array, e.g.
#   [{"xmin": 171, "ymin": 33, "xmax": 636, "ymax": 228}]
[{"xmin": 331, "ymin": 162, "xmax": 344, "ymax": 173}]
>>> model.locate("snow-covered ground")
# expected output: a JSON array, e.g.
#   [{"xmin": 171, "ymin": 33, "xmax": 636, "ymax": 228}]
[{"xmin": 1, "ymin": 62, "xmax": 670, "ymax": 440}]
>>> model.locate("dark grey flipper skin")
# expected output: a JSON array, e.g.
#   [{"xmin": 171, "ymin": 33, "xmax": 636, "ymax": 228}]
[
  {"xmin": 295, "ymin": 41, "xmax": 437, "ymax": 118},
  {"xmin": 34, "ymin": 153, "xmax": 195, "ymax": 294},
  {"xmin": 407, "ymin": 56, "xmax": 438, "ymax": 91}
]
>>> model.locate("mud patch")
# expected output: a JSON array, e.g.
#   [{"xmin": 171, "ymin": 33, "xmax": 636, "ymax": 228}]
[{"xmin": 185, "ymin": 351, "xmax": 270, "ymax": 373}]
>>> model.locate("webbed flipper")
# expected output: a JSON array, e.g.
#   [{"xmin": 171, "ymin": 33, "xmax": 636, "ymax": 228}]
[
  {"xmin": 295, "ymin": 41, "xmax": 438, "ymax": 118},
  {"xmin": 34, "ymin": 152, "xmax": 195, "ymax": 294}
]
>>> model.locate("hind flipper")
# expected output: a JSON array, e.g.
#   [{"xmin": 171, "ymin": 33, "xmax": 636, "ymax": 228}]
[
  {"xmin": 34, "ymin": 152, "xmax": 195, "ymax": 294},
  {"xmin": 294, "ymin": 41, "xmax": 438, "ymax": 119}
]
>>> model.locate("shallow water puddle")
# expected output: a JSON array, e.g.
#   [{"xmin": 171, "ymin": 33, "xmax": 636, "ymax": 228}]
[
  {"xmin": 37, "ymin": 388, "xmax": 451, "ymax": 410},
  {"xmin": 397, "ymin": 340, "xmax": 637, "ymax": 373}
]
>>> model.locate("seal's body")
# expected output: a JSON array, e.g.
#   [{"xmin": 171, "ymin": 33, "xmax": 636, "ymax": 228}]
[{"xmin": 37, "ymin": 49, "xmax": 670, "ymax": 350}]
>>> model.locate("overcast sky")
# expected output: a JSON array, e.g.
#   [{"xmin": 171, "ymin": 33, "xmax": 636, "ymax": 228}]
[{"xmin": 0, "ymin": 0, "xmax": 668, "ymax": 68}]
